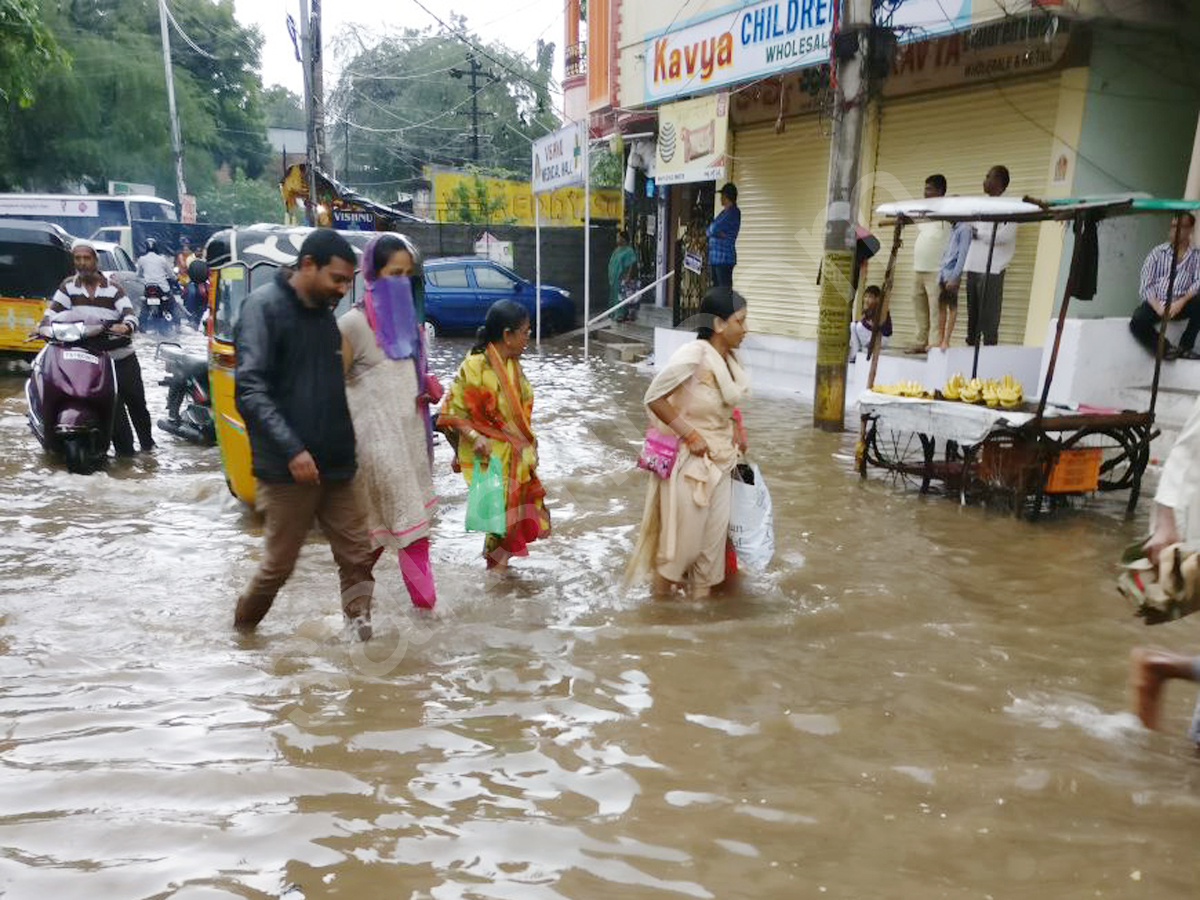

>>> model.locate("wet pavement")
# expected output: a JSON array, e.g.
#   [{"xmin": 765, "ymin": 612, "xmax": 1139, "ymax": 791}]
[{"xmin": 2, "ymin": 330, "xmax": 1200, "ymax": 899}]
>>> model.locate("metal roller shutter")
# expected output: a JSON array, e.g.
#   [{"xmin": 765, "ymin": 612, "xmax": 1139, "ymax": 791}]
[
  {"xmin": 866, "ymin": 74, "xmax": 1061, "ymax": 347},
  {"xmin": 731, "ymin": 121, "xmax": 831, "ymax": 338}
]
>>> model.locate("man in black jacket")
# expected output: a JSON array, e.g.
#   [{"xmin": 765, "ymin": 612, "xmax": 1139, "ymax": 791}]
[{"xmin": 233, "ymin": 229, "xmax": 374, "ymax": 636}]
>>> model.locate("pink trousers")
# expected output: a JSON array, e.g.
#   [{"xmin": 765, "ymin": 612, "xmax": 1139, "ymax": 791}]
[{"xmin": 373, "ymin": 537, "xmax": 437, "ymax": 609}]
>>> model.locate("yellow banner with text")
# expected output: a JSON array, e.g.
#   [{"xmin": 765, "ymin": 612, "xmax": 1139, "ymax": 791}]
[{"xmin": 429, "ymin": 171, "xmax": 623, "ymax": 227}]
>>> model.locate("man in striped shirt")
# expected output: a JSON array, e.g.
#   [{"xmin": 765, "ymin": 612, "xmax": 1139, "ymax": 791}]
[
  {"xmin": 1129, "ymin": 212, "xmax": 1200, "ymax": 360},
  {"xmin": 43, "ymin": 242, "xmax": 155, "ymax": 455}
]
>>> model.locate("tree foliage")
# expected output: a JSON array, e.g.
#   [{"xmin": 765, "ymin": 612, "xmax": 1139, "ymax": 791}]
[
  {"xmin": 0, "ymin": 0, "xmax": 66, "ymax": 107},
  {"xmin": 444, "ymin": 168, "xmax": 513, "ymax": 225},
  {"xmin": 262, "ymin": 85, "xmax": 305, "ymax": 129},
  {"xmin": 197, "ymin": 169, "xmax": 283, "ymax": 225},
  {"xmin": 0, "ymin": 0, "xmax": 271, "ymax": 203},
  {"xmin": 329, "ymin": 21, "xmax": 559, "ymax": 193}
]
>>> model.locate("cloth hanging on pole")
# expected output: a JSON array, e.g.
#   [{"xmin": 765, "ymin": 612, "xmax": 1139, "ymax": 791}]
[{"xmin": 1069, "ymin": 212, "xmax": 1099, "ymax": 301}]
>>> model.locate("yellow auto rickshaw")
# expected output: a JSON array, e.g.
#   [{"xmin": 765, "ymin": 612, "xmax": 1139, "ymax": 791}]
[
  {"xmin": 204, "ymin": 226, "xmax": 423, "ymax": 505},
  {"xmin": 0, "ymin": 221, "xmax": 74, "ymax": 360}
]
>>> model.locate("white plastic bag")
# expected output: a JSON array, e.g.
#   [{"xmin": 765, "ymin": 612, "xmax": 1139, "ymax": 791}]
[{"xmin": 729, "ymin": 462, "xmax": 774, "ymax": 574}]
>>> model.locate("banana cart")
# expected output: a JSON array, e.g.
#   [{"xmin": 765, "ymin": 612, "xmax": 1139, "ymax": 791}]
[{"xmin": 856, "ymin": 196, "xmax": 1200, "ymax": 521}]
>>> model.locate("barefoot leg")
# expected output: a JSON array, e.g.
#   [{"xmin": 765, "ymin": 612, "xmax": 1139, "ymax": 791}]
[{"xmin": 1130, "ymin": 648, "xmax": 1198, "ymax": 730}]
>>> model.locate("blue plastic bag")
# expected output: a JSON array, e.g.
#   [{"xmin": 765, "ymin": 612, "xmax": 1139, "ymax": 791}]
[{"xmin": 465, "ymin": 458, "xmax": 507, "ymax": 534}]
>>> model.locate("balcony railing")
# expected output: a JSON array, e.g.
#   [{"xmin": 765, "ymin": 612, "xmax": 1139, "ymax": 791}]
[{"xmin": 565, "ymin": 41, "xmax": 587, "ymax": 77}]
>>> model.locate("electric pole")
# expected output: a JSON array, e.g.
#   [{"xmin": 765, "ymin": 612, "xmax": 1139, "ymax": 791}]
[
  {"xmin": 310, "ymin": 0, "xmax": 329, "ymax": 172},
  {"xmin": 298, "ymin": 0, "xmax": 317, "ymax": 224},
  {"xmin": 450, "ymin": 53, "xmax": 501, "ymax": 162},
  {"xmin": 157, "ymin": 0, "xmax": 187, "ymax": 210},
  {"xmin": 812, "ymin": 0, "xmax": 873, "ymax": 431}
]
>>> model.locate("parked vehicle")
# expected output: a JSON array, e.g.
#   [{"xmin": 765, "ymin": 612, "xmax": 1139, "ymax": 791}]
[
  {"xmin": 203, "ymin": 226, "xmax": 416, "ymax": 505},
  {"xmin": 25, "ymin": 308, "xmax": 125, "ymax": 473},
  {"xmin": 422, "ymin": 257, "xmax": 574, "ymax": 338},
  {"xmin": 156, "ymin": 341, "xmax": 215, "ymax": 445},
  {"xmin": 0, "ymin": 220, "xmax": 74, "ymax": 361}
]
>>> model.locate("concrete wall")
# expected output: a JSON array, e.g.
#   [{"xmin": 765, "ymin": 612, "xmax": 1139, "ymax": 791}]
[
  {"xmin": 398, "ymin": 222, "xmax": 617, "ymax": 323},
  {"xmin": 1057, "ymin": 26, "xmax": 1200, "ymax": 320}
]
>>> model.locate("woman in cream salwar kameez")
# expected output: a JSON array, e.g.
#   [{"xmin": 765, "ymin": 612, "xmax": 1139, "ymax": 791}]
[
  {"xmin": 629, "ymin": 288, "xmax": 750, "ymax": 597},
  {"xmin": 339, "ymin": 234, "xmax": 440, "ymax": 609}
]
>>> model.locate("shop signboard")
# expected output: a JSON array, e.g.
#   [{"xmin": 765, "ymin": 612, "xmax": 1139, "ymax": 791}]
[
  {"xmin": 644, "ymin": 0, "xmax": 997, "ymax": 104},
  {"xmin": 332, "ymin": 209, "xmax": 374, "ymax": 231},
  {"xmin": 532, "ymin": 123, "xmax": 585, "ymax": 194},
  {"xmin": 655, "ymin": 92, "xmax": 729, "ymax": 185}
]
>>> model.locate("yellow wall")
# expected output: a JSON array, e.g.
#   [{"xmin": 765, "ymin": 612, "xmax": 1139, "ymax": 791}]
[{"xmin": 429, "ymin": 172, "xmax": 622, "ymax": 227}]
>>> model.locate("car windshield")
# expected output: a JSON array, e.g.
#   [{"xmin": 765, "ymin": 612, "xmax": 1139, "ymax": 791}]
[{"xmin": 473, "ymin": 265, "xmax": 518, "ymax": 290}]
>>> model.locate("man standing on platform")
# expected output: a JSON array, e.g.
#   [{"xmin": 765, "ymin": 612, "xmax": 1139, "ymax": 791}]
[
  {"xmin": 964, "ymin": 165, "xmax": 1016, "ymax": 347},
  {"xmin": 908, "ymin": 173, "xmax": 950, "ymax": 353},
  {"xmin": 707, "ymin": 183, "xmax": 740, "ymax": 288}
]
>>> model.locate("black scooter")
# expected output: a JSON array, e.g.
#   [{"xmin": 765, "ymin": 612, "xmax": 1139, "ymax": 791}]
[
  {"xmin": 156, "ymin": 342, "xmax": 215, "ymax": 445},
  {"xmin": 141, "ymin": 283, "xmax": 181, "ymax": 335},
  {"xmin": 25, "ymin": 309, "xmax": 126, "ymax": 473}
]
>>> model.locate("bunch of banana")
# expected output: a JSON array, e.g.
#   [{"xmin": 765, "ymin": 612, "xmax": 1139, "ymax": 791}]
[
  {"xmin": 982, "ymin": 379, "xmax": 1000, "ymax": 408},
  {"xmin": 997, "ymin": 374, "xmax": 1023, "ymax": 409},
  {"xmin": 943, "ymin": 372, "xmax": 966, "ymax": 401},
  {"xmin": 959, "ymin": 377, "xmax": 984, "ymax": 404},
  {"xmin": 871, "ymin": 380, "xmax": 931, "ymax": 398}
]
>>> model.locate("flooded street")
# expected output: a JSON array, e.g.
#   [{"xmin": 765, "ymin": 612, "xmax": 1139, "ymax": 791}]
[{"xmin": 3, "ymin": 331, "xmax": 1200, "ymax": 899}]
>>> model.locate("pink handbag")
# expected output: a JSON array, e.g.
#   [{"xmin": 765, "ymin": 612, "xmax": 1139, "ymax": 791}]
[{"xmin": 637, "ymin": 427, "xmax": 679, "ymax": 479}]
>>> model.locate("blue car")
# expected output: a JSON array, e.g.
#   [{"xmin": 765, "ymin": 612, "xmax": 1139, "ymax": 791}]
[{"xmin": 423, "ymin": 257, "xmax": 575, "ymax": 338}]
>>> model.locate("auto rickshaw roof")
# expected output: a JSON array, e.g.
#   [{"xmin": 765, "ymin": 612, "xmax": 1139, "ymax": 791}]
[{"xmin": 0, "ymin": 219, "xmax": 74, "ymax": 249}]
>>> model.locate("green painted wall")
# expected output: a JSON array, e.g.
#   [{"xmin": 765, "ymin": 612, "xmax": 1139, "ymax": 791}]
[{"xmin": 1058, "ymin": 26, "xmax": 1200, "ymax": 319}]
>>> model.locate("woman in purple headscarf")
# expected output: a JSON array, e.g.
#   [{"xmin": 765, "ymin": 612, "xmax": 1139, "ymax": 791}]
[{"xmin": 339, "ymin": 233, "xmax": 440, "ymax": 609}]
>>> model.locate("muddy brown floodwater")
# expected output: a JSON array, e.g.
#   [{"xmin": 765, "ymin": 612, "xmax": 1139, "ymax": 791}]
[{"xmin": 2, "ymin": 331, "xmax": 1200, "ymax": 899}]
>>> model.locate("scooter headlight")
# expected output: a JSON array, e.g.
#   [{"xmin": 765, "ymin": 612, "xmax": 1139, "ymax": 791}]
[{"xmin": 51, "ymin": 322, "xmax": 85, "ymax": 342}]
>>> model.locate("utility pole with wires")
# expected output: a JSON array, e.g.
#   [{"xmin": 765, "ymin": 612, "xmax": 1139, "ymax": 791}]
[
  {"xmin": 298, "ymin": 0, "xmax": 318, "ymax": 224},
  {"xmin": 812, "ymin": 0, "xmax": 873, "ymax": 431},
  {"xmin": 156, "ymin": 0, "xmax": 187, "ymax": 208},
  {"xmin": 450, "ymin": 53, "xmax": 501, "ymax": 162}
]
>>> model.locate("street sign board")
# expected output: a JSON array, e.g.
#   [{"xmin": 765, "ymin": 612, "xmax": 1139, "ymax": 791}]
[
  {"xmin": 532, "ymin": 123, "xmax": 585, "ymax": 195},
  {"xmin": 180, "ymin": 194, "xmax": 197, "ymax": 224},
  {"xmin": 108, "ymin": 180, "xmax": 157, "ymax": 197}
]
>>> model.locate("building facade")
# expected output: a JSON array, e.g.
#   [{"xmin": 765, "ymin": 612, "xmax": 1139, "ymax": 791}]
[{"xmin": 569, "ymin": 0, "xmax": 1199, "ymax": 394}]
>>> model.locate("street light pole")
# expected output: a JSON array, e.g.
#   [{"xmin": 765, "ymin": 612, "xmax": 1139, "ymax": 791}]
[{"xmin": 157, "ymin": 0, "xmax": 187, "ymax": 208}]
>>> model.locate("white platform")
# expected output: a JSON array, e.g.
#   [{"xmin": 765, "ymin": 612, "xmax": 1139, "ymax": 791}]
[{"xmin": 654, "ymin": 317, "xmax": 1198, "ymax": 455}]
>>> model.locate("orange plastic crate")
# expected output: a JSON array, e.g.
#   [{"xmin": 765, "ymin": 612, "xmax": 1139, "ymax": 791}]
[{"xmin": 1044, "ymin": 447, "xmax": 1102, "ymax": 494}]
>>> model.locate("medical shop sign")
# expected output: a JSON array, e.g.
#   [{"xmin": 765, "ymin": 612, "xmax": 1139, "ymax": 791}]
[
  {"xmin": 532, "ymin": 123, "xmax": 585, "ymax": 194},
  {"xmin": 644, "ymin": 0, "xmax": 834, "ymax": 104}
]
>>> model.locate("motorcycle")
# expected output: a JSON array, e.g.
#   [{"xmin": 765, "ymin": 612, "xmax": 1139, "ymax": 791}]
[
  {"xmin": 156, "ymin": 342, "xmax": 215, "ymax": 445},
  {"xmin": 25, "ymin": 308, "xmax": 126, "ymax": 474},
  {"xmin": 141, "ymin": 282, "xmax": 181, "ymax": 335}
]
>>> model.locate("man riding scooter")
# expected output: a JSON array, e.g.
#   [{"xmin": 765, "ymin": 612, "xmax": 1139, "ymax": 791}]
[
  {"xmin": 44, "ymin": 242, "xmax": 156, "ymax": 455},
  {"xmin": 136, "ymin": 238, "xmax": 178, "ymax": 330}
]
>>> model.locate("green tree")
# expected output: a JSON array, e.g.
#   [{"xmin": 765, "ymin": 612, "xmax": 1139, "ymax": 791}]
[
  {"xmin": 196, "ymin": 170, "xmax": 283, "ymax": 225},
  {"xmin": 445, "ymin": 169, "xmax": 512, "ymax": 225},
  {"xmin": 329, "ymin": 22, "xmax": 559, "ymax": 195},
  {"xmin": 0, "ymin": 0, "xmax": 271, "ymax": 196},
  {"xmin": 262, "ymin": 85, "xmax": 305, "ymax": 129},
  {"xmin": 0, "ymin": 0, "xmax": 66, "ymax": 107}
]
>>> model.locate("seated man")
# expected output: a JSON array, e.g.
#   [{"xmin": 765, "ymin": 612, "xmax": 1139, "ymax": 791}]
[
  {"xmin": 849, "ymin": 285, "xmax": 891, "ymax": 361},
  {"xmin": 1129, "ymin": 212, "xmax": 1200, "ymax": 360}
]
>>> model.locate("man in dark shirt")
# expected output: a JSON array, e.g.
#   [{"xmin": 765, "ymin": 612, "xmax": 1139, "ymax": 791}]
[{"xmin": 233, "ymin": 229, "xmax": 375, "ymax": 637}]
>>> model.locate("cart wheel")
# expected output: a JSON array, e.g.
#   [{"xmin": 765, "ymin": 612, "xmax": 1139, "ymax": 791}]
[
  {"xmin": 865, "ymin": 428, "xmax": 936, "ymax": 493},
  {"xmin": 1094, "ymin": 428, "xmax": 1146, "ymax": 493}
]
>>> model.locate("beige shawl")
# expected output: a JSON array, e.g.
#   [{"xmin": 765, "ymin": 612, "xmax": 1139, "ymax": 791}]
[{"xmin": 626, "ymin": 339, "xmax": 750, "ymax": 583}]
